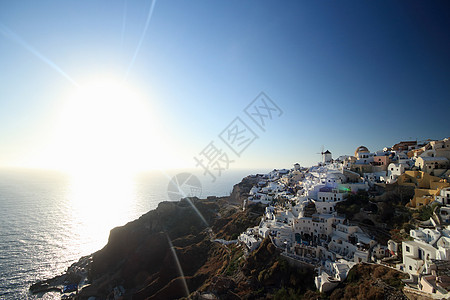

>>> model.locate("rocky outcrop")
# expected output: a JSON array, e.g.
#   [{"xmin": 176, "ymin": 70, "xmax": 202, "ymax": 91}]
[
  {"xmin": 83, "ymin": 197, "xmax": 220, "ymax": 298},
  {"xmin": 228, "ymin": 176, "xmax": 260, "ymax": 205}
]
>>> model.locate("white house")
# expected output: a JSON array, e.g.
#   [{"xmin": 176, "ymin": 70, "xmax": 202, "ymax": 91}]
[
  {"xmin": 317, "ymin": 190, "xmax": 345, "ymax": 202},
  {"xmin": 239, "ymin": 227, "xmax": 262, "ymax": 251},
  {"xmin": 315, "ymin": 259, "xmax": 356, "ymax": 293},
  {"xmin": 327, "ymin": 223, "xmax": 375, "ymax": 263},
  {"xmin": 439, "ymin": 207, "xmax": 450, "ymax": 225},
  {"xmin": 315, "ymin": 270, "xmax": 340, "ymax": 293},
  {"xmin": 385, "ymin": 163, "xmax": 407, "ymax": 183},
  {"xmin": 436, "ymin": 187, "xmax": 450, "ymax": 205},
  {"xmin": 402, "ymin": 228, "xmax": 450, "ymax": 278},
  {"xmin": 402, "ymin": 240, "xmax": 437, "ymax": 275}
]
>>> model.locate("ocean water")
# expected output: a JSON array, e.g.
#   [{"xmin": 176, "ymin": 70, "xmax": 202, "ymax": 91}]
[{"xmin": 0, "ymin": 168, "xmax": 265, "ymax": 299}]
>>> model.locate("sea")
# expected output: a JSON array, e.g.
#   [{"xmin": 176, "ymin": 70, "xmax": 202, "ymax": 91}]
[{"xmin": 0, "ymin": 168, "xmax": 267, "ymax": 299}]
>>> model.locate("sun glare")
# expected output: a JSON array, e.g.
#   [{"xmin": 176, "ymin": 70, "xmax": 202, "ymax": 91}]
[
  {"xmin": 53, "ymin": 76, "xmax": 166, "ymax": 177},
  {"xmin": 41, "ymin": 76, "xmax": 173, "ymax": 247}
]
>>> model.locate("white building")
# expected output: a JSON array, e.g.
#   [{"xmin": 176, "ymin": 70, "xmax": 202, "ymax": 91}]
[
  {"xmin": 315, "ymin": 270, "xmax": 340, "ymax": 293},
  {"xmin": 313, "ymin": 189, "xmax": 345, "ymax": 214},
  {"xmin": 436, "ymin": 187, "xmax": 450, "ymax": 206},
  {"xmin": 315, "ymin": 259, "xmax": 355, "ymax": 293},
  {"xmin": 294, "ymin": 214, "xmax": 343, "ymax": 242},
  {"xmin": 339, "ymin": 182, "xmax": 369, "ymax": 193},
  {"xmin": 402, "ymin": 228, "xmax": 450, "ymax": 278},
  {"xmin": 385, "ymin": 163, "xmax": 407, "ymax": 183},
  {"xmin": 239, "ymin": 227, "xmax": 262, "ymax": 251},
  {"xmin": 402, "ymin": 240, "xmax": 437, "ymax": 275},
  {"xmin": 440, "ymin": 207, "xmax": 450, "ymax": 225},
  {"xmin": 328, "ymin": 223, "xmax": 375, "ymax": 263},
  {"xmin": 317, "ymin": 190, "xmax": 345, "ymax": 202}
]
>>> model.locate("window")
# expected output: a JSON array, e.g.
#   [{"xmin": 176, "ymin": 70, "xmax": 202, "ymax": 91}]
[
  {"xmin": 406, "ymin": 246, "xmax": 410, "ymax": 252},
  {"xmin": 409, "ymin": 266, "xmax": 412, "ymax": 271}
]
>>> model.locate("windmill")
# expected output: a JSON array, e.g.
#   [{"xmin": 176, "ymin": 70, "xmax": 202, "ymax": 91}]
[
  {"xmin": 316, "ymin": 145, "xmax": 324, "ymax": 156},
  {"xmin": 316, "ymin": 145, "xmax": 325, "ymax": 163},
  {"xmin": 315, "ymin": 145, "xmax": 325, "ymax": 182}
]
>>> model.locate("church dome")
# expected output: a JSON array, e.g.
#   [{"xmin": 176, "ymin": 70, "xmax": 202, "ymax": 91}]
[{"xmin": 355, "ymin": 146, "xmax": 369, "ymax": 156}]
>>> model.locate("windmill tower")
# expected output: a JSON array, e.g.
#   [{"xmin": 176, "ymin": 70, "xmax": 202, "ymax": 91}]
[
  {"xmin": 323, "ymin": 150, "xmax": 332, "ymax": 163},
  {"xmin": 317, "ymin": 146, "xmax": 332, "ymax": 164}
]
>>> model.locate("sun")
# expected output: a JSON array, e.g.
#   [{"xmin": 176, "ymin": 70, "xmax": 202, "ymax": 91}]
[{"xmin": 52, "ymin": 75, "xmax": 167, "ymax": 177}]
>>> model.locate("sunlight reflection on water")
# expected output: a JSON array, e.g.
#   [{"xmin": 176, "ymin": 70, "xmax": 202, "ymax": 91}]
[{"xmin": 66, "ymin": 172, "xmax": 137, "ymax": 254}]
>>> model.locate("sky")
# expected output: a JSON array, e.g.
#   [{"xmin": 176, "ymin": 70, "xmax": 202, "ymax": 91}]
[{"xmin": 0, "ymin": 1, "xmax": 449, "ymax": 174}]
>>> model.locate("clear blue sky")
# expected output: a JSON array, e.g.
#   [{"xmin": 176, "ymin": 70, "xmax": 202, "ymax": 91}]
[{"xmin": 0, "ymin": 1, "xmax": 449, "ymax": 171}]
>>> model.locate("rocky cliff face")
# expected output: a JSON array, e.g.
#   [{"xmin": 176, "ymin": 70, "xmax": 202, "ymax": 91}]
[{"xmin": 83, "ymin": 197, "xmax": 223, "ymax": 299}]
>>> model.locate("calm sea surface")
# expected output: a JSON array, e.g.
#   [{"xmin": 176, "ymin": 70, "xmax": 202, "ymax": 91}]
[{"xmin": 0, "ymin": 168, "xmax": 265, "ymax": 299}]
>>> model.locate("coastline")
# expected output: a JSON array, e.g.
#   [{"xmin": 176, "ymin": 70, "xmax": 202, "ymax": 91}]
[{"xmin": 29, "ymin": 175, "xmax": 261, "ymax": 299}]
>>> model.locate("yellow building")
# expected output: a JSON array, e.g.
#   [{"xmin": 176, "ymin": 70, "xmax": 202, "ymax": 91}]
[
  {"xmin": 396, "ymin": 171, "xmax": 450, "ymax": 208},
  {"xmin": 410, "ymin": 189, "xmax": 439, "ymax": 207}
]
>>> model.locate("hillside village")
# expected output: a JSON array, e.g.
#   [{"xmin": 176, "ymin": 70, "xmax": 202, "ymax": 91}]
[
  {"xmin": 30, "ymin": 138, "xmax": 450, "ymax": 299},
  {"xmin": 239, "ymin": 137, "xmax": 450, "ymax": 299}
]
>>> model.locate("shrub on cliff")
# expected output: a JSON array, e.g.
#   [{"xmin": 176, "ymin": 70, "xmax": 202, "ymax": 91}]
[{"xmin": 240, "ymin": 238, "xmax": 315, "ymax": 298}]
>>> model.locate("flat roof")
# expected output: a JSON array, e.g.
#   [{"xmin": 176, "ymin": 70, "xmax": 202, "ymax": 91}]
[
  {"xmin": 420, "ymin": 156, "xmax": 448, "ymax": 162},
  {"xmin": 404, "ymin": 240, "xmax": 437, "ymax": 253}
]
